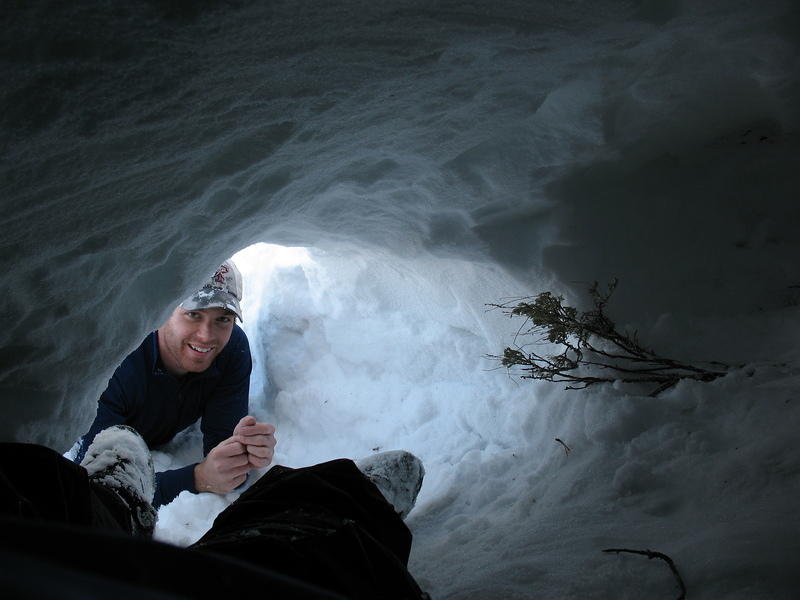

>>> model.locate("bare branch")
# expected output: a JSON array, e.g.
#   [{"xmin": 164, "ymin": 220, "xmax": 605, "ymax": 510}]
[
  {"xmin": 602, "ymin": 547, "xmax": 687, "ymax": 600},
  {"xmin": 487, "ymin": 281, "xmax": 727, "ymax": 395},
  {"xmin": 554, "ymin": 438, "xmax": 571, "ymax": 455}
]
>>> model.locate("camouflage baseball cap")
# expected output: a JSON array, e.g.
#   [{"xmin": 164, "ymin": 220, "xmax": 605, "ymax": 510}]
[{"xmin": 180, "ymin": 260, "xmax": 243, "ymax": 321}]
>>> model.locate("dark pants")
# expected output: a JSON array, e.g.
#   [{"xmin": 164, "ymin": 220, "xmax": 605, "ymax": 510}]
[{"xmin": 0, "ymin": 443, "xmax": 428, "ymax": 600}]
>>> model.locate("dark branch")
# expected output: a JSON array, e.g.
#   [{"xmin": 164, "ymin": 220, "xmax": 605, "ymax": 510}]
[
  {"xmin": 602, "ymin": 547, "xmax": 687, "ymax": 600},
  {"xmin": 554, "ymin": 438, "xmax": 571, "ymax": 455},
  {"xmin": 488, "ymin": 281, "xmax": 728, "ymax": 395}
]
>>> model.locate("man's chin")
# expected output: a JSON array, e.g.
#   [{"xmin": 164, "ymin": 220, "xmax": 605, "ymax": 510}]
[{"xmin": 182, "ymin": 354, "xmax": 215, "ymax": 373}]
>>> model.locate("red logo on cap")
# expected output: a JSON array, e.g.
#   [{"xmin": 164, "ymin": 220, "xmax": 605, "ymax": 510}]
[{"xmin": 213, "ymin": 265, "xmax": 229, "ymax": 285}]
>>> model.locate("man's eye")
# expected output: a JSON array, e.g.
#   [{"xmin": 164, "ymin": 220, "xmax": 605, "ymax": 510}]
[
  {"xmin": 218, "ymin": 316, "xmax": 231, "ymax": 324},
  {"xmin": 186, "ymin": 312, "xmax": 200, "ymax": 319}
]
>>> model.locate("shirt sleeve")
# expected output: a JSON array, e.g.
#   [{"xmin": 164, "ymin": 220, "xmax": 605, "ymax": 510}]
[
  {"xmin": 200, "ymin": 327, "xmax": 252, "ymax": 455},
  {"xmin": 73, "ymin": 371, "xmax": 131, "ymax": 464},
  {"xmin": 153, "ymin": 465, "xmax": 197, "ymax": 507}
]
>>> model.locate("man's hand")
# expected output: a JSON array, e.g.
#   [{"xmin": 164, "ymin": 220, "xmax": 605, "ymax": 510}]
[
  {"xmin": 194, "ymin": 437, "xmax": 251, "ymax": 494},
  {"xmin": 233, "ymin": 415, "xmax": 277, "ymax": 469}
]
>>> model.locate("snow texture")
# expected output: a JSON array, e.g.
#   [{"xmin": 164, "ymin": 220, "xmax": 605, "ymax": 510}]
[{"xmin": 2, "ymin": 1, "xmax": 800, "ymax": 598}]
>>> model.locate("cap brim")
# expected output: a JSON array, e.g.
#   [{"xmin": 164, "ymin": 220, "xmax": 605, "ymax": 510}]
[{"xmin": 181, "ymin": 289, "xmax": 243, "ymax": 321}]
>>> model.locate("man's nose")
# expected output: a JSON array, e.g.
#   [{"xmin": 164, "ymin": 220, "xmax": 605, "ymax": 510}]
[{"xmin": 195, "ymin": 319, "xmax": 214, "ymax": 341}]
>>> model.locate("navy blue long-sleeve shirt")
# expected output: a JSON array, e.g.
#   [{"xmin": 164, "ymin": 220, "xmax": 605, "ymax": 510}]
[{"xmin": 75, "ymin": 325, "xmax": 252, "ymax": 507}]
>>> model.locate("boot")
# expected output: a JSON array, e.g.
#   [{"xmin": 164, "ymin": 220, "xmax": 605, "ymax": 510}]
[
  {"xmin": 80, "ymin": 425, "xmax": 157, "ymax": 536},
  {"xmin": 355, "ymin": 450, "xmax": 424, "ymax": 519}
]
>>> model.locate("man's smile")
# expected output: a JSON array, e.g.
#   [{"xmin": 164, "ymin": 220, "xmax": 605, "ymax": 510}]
[{"xmin": 188, "ymin": 344, "xmax": 214, "ymax": 354}]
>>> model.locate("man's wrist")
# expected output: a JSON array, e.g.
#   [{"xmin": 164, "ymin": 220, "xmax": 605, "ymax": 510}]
[{"xmin": 194, "ymin": 461, "xmax": 212, "ymax": 492}]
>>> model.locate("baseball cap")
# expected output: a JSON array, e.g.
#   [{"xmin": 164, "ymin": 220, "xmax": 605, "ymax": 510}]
[{"xmin": 180, "ymin": 260, "xmax": 244, "ymax": 321}]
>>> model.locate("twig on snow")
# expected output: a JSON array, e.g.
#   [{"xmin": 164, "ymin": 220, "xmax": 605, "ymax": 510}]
[{"xmin": 602, "ymin": 547, "xmax": 687, "ymax": 600}]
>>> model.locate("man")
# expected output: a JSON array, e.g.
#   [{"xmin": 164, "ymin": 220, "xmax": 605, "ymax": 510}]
[{"xmin": 74, "ymin": 260, "xmax": 276, "ymax": 507}]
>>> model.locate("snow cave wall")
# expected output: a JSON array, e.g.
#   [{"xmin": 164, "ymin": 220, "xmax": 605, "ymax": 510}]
[{"xmin": 1, "ymin": 0, "xmax": 798, "ymax": 471}]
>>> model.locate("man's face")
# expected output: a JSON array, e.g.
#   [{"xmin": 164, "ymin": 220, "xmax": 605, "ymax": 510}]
[{"xmin": 157, "ymin": 307, "xmax": 235, "ymax": 376}]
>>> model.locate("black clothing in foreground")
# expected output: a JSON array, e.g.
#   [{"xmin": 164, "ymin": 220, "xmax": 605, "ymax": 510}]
[
  {"xmin": 195, "ymin": 460, "xmax": 424, "ymax": 598},
  {"xmin": 0, "ymin": 443, "xmax": 428, "ymax": 600}
]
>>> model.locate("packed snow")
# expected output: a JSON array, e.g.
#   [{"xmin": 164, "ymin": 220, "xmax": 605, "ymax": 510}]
[{"xmin": 2, "ymin": 1, "xmax": 799, "ymax": 598}]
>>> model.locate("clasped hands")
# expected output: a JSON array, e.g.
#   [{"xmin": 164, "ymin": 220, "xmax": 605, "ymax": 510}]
[{"xmin": 194, "ymin": 416, "xmax": 277, "ymax": 494}]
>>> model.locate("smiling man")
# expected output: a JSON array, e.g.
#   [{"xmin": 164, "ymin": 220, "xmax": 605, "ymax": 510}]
[{"xmin": 74, "ymin": 260, "xmax": 276, "ymax": 507}]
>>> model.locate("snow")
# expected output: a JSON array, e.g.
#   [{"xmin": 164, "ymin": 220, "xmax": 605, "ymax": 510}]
[{"xmin": 2, "ymin": 0, "xmax": 800, "ymax": 598}]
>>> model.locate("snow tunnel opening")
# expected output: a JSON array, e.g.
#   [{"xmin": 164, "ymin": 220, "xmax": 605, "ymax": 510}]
[
  {"xmin": 224, "ymin": 240, "xmax": 536, "ymax": 472},
  {"xmin": 231, "ymin": 242, "xmax": 315, "ymax": 424}
]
